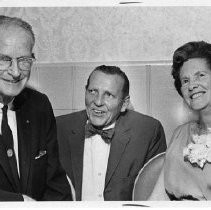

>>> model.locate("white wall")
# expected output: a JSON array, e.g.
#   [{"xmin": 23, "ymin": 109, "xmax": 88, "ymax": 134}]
[{"xmin": 1, "ymin": 7, "xmax": 211, "ymax": 62}]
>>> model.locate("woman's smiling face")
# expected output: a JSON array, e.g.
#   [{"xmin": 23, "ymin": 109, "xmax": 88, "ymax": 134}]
[{"xmin": 180, "ymin": 58, "xmax": 211, "ymax": 113}]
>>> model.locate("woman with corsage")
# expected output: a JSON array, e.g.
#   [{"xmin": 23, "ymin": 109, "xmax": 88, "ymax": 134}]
[{"xmin": 149, "ymin": 41, "xmax": 211, "ymax": 200}]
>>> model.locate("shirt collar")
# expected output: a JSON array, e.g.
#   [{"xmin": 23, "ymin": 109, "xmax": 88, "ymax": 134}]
[
  {"xmin": 0, "ymin": 99, "xmax": 14, "ymax": 110},
  {"xmin": 86, "ymin": 121, "xmax": 116, "ymax": 130}
]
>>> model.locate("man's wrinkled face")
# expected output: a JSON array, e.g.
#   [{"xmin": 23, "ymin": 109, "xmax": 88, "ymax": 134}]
[
  {"xmin": 85, "ymin": 71, "xmax": 128, "ymax": 128},
  {"xmin": 0, "ymin": 26, "xmax": 33, "ymax": 102}
]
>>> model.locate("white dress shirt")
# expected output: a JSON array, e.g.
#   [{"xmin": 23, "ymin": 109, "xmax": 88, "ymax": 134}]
[
  {"xmin": 0, "ymin": 102, "xmax": 20, "ymax": 176},
  {"xmin": 81, "ymin": 122, "xmax": 115, "ymax": 201}
]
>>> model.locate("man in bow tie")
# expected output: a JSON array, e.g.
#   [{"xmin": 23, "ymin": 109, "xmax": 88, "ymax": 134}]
[
  {"xmin": 57, "ymin": 65, "xmax": 167, "ymax": 201},
  {"xmin": 0, "ymin": 15, "xmax": 72, "ymax": 201}
]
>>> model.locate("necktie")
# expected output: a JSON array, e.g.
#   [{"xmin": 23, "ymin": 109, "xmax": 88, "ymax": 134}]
[
  {"xmin": 1, "ymin": 105, "xmax": 20, "ymax": 190},
  {"xmin": 85, "ymin": 123, "xmax": 115, "ymax": 144}
]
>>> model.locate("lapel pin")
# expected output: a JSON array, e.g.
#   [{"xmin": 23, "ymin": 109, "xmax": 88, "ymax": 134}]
[
  {"xmin": 26, "ymin": 120, "xmax": 30, "ymax": 124},
  {"xmin": 7, "ymin": 149, "xmax": 13, "ymax": 157}
]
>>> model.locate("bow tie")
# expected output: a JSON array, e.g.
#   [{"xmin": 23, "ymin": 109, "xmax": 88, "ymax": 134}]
[{"xmin": 85, "ymin": 123, "xmax": 115, "ymax": 144}]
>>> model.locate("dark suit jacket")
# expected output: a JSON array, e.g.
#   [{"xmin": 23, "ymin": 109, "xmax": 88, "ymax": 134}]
[
  {"xmin": 57, "ymin": 110, "xmax": 166, "ymax": 201},
  {"xmin": 0, "ymin": 87, "xmax": 72, "ymax": 201}
]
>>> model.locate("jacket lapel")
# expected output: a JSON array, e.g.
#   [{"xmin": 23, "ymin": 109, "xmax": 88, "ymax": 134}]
[
  {"xmin": 0, "ymin": 135, "xmax": 18, "ymax": 191},
  {"xmin": 70, "ymin": 111, "xmax": 87, "ymax": 201},
  {"xmin": 14, "ymin": 88, "xmax": 31, "ymax": 193},
  {"xmin": 16, "ymin": 108, "xmax": 31, "ymax": 194},
  {"xmin": 105, "ymin": 114, "xmax": 131, "ymax": 187}
]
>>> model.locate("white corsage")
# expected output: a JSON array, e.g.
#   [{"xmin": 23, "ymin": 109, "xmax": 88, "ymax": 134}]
[{"xmin": 183, "ymin": 132, "xmax": 211, "ymax": 168}]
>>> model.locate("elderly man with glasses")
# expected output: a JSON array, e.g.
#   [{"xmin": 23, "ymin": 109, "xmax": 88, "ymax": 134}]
[{"xmin": 0, "ymin": 15, "xmax": 72, "ymax": 201}]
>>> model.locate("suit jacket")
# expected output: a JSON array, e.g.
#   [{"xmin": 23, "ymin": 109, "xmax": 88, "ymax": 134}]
[
  {"xmin": 0, "ymin": 87, "xmax": 72, "ymax": 201},
  {"xmin": 57, "ymin": 110, "xmax": 166, "ymax": 201}
]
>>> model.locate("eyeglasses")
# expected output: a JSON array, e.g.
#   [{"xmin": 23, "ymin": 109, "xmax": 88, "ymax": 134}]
[{"xmin": 0, "ymin": 53, "xmax": 35, "ymax": 72}]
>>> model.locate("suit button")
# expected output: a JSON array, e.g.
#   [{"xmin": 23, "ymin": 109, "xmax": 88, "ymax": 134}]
[{"xmin": 7, "ymin": 149, "xmax": 13, "ymax": 157}]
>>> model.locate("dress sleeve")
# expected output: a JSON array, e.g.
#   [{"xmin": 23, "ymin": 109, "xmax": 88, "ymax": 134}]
[{"xmin": 147, "ymin": 167, "xmax": 170, "ymax": 200}]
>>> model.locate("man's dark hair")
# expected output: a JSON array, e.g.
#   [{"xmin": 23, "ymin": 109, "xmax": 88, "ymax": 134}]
[
  {"xmin": 172, "ymin": 41, "xmax": 211, "ymax": 96},
  {"xmin": 0, "ymin": 15, "xmax": 35, "ymax": 48},
  {"xmin": 86, "ymin": 65, "xmax": 130, "ymax": 98}
]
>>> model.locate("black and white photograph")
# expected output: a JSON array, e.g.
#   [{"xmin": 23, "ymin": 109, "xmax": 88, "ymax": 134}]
[{"xmin": 0, "ymin": 0, "xmax": 211, "ymax": 209}]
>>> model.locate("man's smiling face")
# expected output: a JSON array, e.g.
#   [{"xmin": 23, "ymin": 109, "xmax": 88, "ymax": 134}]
[
  {"xmin": 85, "ymin": 70, "xmax": 127, "ymax": 128},
  {"xmin": 0, "ymin": 25, "xmax": 33, "ymax": 103}
]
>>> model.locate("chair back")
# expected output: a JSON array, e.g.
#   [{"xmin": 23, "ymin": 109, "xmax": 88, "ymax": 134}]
[{"xmin": 132, "ymin": 152, "xmax": 165, "ymax": 200}]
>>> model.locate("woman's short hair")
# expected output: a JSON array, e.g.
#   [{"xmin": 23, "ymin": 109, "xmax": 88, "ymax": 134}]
[{"xmin": 172, "ymin": 41, "xmax": 211, "ymax": 96}]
